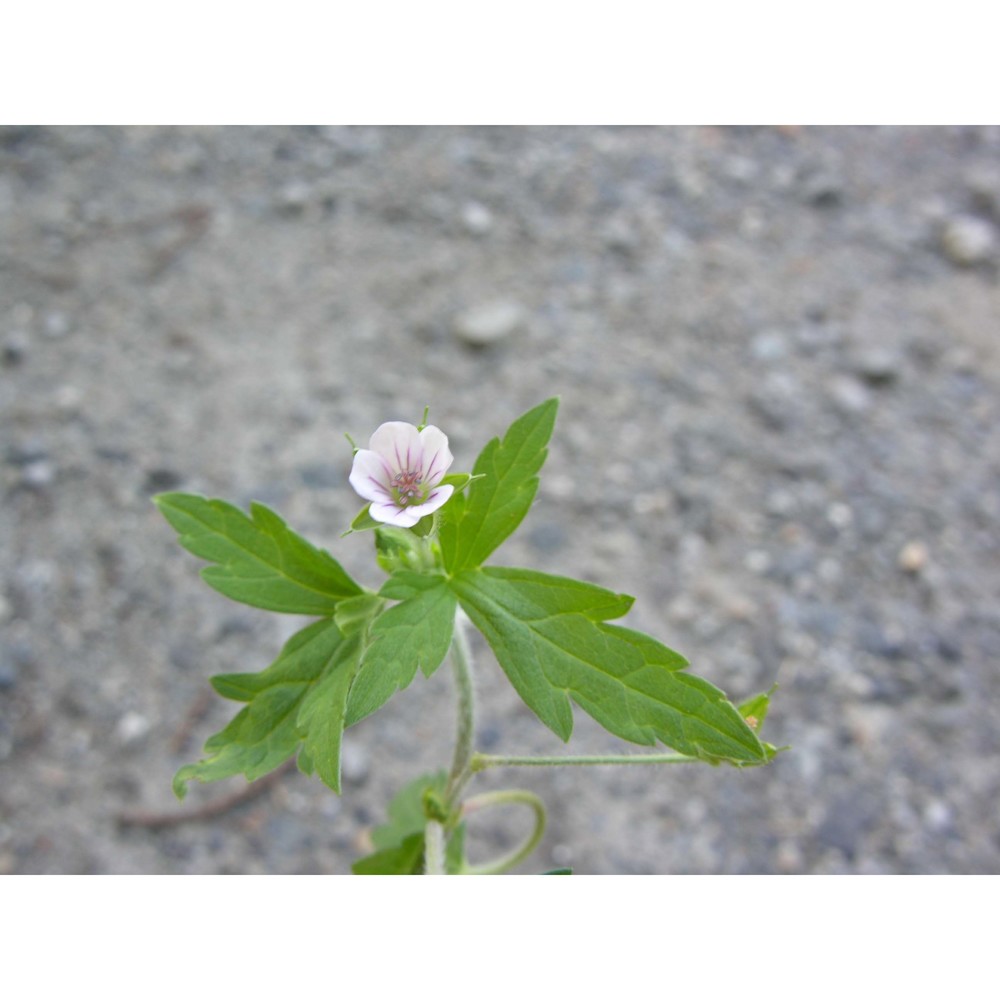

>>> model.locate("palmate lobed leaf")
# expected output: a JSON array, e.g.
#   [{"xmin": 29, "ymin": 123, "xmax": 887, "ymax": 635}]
[
  {"xmin": 154, "ymin": 492, "xmax": 362, "ymax": 615},
  {"xmin": 440, "ymin": 397, "xmax": 558, "ymax": 573},
  {"xmin": 452, "ymin": 567, "xmax": 768, "ymax": 765},
  {"xmin": 174, "ymin": 575, "xmax": 458, "ymax": 798},
  {"xmin": 174, "ymin": 618, "xmax": 365, "ymax": 798},
  {"xmin": 344, "ymin": 572, "xmax": 457, "ymax": 727}
]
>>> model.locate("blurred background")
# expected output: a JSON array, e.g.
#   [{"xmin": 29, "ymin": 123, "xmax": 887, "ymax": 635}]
[{"xmin": 1, "ymin": 125, "xmax": 998, "ymax": 874}]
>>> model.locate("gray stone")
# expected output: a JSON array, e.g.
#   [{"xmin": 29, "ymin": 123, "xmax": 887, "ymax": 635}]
[
  {"xmin": 43, "ymin": 311, "xmax": 71, "ymax": 339},
  {"xmin": 828, "ymin": 375, "xmax": 871, "ymax": 414},
  {"xmin": 21, "ymin": 460, "xmax": 55, "ymax": 489},
  {"xmin": 0, "ymin": 646, "xmax": 18, "ymax": 690},
  {"xmin": 340, "ymin": 743, "xmax": 370, "ymax": 786},
  {"xmin": 965, "ymin": 166, "xmax": 1000, "ymax": 218},
  {"xmin": 452, "ymin": 301, "xmax": 527, "ymax": 346},
  {"xmin": 852, "ymin": 347, "xmax": 902, "ymax": 384},
  {"xmin": 751, "ymin": 330, "xmax": 789, "ymax": 362},
  {"xmin": 747, "ymin": 373, "xmax": 799, "ymax": 430},
  {"xmin": 275, "ymin": 180, "xmax": 312, "ymax": 214},
  {"xmin": 801, "ymin": 167, "xmax": 844, "ymax": 207},
  {"xmin": 2, "ymin": 330, "xmax": 29, "ymax": 365},
  {"xmin": 116, "ymin": 712, "xmax": 151, "ymax": 747},
  {"xmin": 940, "ymin": 214, "xmax": 997, "ymax": 265},
  {"xmin": 460, "ymin": 201, "xmax": 493, "ymax": 236}
]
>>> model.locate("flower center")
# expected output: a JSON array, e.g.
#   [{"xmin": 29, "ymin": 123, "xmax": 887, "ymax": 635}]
[{"xmin": 391, "ymin": 469, "xmax": 425, "ymax": 506}]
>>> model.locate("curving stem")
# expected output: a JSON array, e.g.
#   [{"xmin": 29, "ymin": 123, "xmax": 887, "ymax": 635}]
[{"xmin": 459, "ymin": 789, "xmax": 547, "ymax": 876}]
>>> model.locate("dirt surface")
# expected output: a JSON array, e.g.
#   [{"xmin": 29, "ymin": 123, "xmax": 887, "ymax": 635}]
[{"xmin": 2, "ymin": 126, "xmax": 999, "ymax": 874}]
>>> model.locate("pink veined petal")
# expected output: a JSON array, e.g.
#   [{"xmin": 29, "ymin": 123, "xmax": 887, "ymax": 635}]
[
  {"xmin": 370, "ymin": 498, "xmax": 421, "ymax": 528},
  {"xmin": 418, "ymin": 425, "xmax": 454, "ymax": 486},
  {"xmin": 349, "ymin": 449, "xmax": 394, "ymax": 502},
  {"xmin": 412, "ymin": 484, "xmax": 454, "ymax": 517},
  {"xmin": 368, "ymin": 421, "xmax": 424, "ymax": 475}
]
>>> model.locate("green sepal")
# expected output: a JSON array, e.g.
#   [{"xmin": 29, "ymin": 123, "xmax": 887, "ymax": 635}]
[
  {"xmin": 440, "ymin": 398, "xmax": 558, "ymax": 572},
  {"xmin": 410, "ymin": 513, "xmax": 436, "ymax": 538},
  {"xmin": 343, "ymin": 504, "xmax": 380, "ymax": 536},
  {"xmin": 438, "ymin": 472, "xmax": 481, "ymax": 494},
  {"xmin": 374, "ymin": 525, "xmax": 431, "ymax": 575},
  {"xmin": 155, "ymin": 492, "xmax": 362, "ymax": 615}
]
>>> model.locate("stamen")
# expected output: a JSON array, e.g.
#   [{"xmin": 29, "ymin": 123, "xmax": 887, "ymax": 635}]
[{"xmin": 391, "ymin": 469, "xmax": 424, "ymax": 506}]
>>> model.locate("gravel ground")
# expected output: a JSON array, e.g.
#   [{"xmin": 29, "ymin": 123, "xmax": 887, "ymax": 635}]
[{"xmin": 2, "ymin": 125, "xmax": 999, "ymax": 875}]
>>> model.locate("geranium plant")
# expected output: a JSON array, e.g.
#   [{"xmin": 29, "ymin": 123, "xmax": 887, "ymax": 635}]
[{"xmin": 155, "ymin": 398, "xmax": 779, "ymax": 874}]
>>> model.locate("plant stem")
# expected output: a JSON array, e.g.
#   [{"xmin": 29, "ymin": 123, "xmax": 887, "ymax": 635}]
[
  {"xmin": 424, "ymin": 820, "xmax": 446, "ymax": 875},
  {"xmin": 471, "ymin": 751, "xmax": 698, "ymax": 771},
  {"xmin": 460, "ymin": 790, "xmax": 547, "ymax": 876},
  {"xmin": 444, "ymin": 610, "xmax": 476, "ymax": 806}
]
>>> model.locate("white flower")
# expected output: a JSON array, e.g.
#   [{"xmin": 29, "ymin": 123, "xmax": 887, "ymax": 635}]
[{"xmin": 349, "ymin": 421, "xmax": 455, "ymax": 527}]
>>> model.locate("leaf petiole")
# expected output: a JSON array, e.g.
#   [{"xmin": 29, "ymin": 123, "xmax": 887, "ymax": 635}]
[
  {"xmin": 470, "ymin": 751, "xmax": 700, "ymax": 771},
  {"xmin": 458, "ymin": 790, "xmax": 547, "ymax": 876}
]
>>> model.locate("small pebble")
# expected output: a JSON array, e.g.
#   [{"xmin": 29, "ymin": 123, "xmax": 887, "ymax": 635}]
[
  {"xmin": 923, "ymin": 799, "xmax": 953, "ymax": 833},
  {"xmin": 940, "ymin": 215, "xmax": 997, "ymax": 266},
  {"xmin": 965, "ymin": 166, "xmax": 1000, "ymax": 218},
  {"xmin": 0, "ymin": 647, "xmax": 18, "ymax": 690},
  {"xmin": 116, "ymin": 712, "xmax": 151, "ymax": 747},
  {"xmin": 21, "ymin": 460, "xmax": 55, "ymax": 489},
  {"xmin": 826, "ymin": 503, "xmax": 853, "ymax": 529},
  {"xmin": 43, "ymin": 311, "xmax": 71, "ymax": 339},
  {"xmin": 452, "ymin": 300, "xmax": 526, "ymax": 346},
  {"xmin": 745, "ymin": 550, "xmax": 772, "ymax": 574},
  {"xmin": 340, "ymin": 743, "xmax": 370, "ymax": 785},
  {"xmin": 828, "ymin": 375, "xmax": 871, "ymax": 414},
  {"xmin": 461, "ymin": 201, "xmax": 493, "ymax": 235},
  {"xmin": 898, "ymin": 540, "xmax": 929, "ymax": 574},
  {"xmin": 852, "ymin": 348, "xmax": 901, "ymax": 385},
  {"xmin": 53, "ymin": 384, "xmax": 83, "ymax": 413},
  {"xmin": 751, "ymin": 330, "xmax": 789, "ymax": 362},
  {"xmin": 275, "ymin": 181, "xmax": 311, "ymax": 214},
  {"xmin": 2, "ymin": 330, "xmax": 29, "ymax": 365}
]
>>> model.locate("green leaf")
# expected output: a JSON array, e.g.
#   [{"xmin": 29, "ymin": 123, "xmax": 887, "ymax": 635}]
[
  {"xmin": 296, "ymin": 631, "xmax": 364, "ymax": 792},
  {"xmin": 155, "ymin": 492, "xmax": 362, "ymax": 615},
  {"xmin": 352, "ymin": 833, "xmax": 426, "ymax": 875},
  {"xmin": 452, "ymin": 567, "xmax": 768, "ymax": 764},
  {"xmin": 739, "ymin": 684, "xmax": 777, "ymax": 733},
  {"xmin": 173, "ymin": 619, "xmax": 363, "ymax": 797},
  {"xmin": 440, "ymin": 398, "xmax": 558, "ymax": 572},
  {"xmin": 345, "ymin": 573, "xmax": 457, "ymax": 726},
  {"xmin": 541, "ymin": 868, "xmax": 573, "ymax": 875},
  {"xmin": 353, "ymin": 771, "xmax": 450, "ymax": 875},
  {"xmin": 333, "ymin": 593, "xmax": 386, "ymax": 636},
  {"xmin": 371, "ymin": 771, "xmax": 447, "ymax": 850}
]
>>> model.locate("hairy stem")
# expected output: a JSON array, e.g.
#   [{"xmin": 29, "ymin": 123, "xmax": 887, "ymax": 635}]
[
  {"xmin": 460, "ymin": 790, "xmax": 547, "ymax": 876},
  {"xmin": 471, "ymin": 751, "xmax": 698, "ymax": 771},
  {"xmin": 445, "ymin": 610, "xmax": 476, "ymax": 806},
  {"xmin": 424, "ymin": 819, "xmax": 446, "ymax": 875}
]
